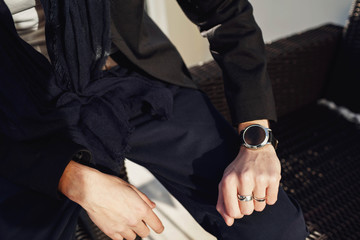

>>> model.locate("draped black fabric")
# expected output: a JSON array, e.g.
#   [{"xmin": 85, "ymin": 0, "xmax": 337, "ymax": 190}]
[
  {"xmin": 0, "ymin": 0, "xmax": 174, "ymax": 176},
  {"xmin": 41, "ymin": 0, "xmax": 111, "ymax": 93}
]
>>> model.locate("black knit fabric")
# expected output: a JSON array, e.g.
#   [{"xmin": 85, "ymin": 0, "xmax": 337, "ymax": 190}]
[{"xmin": 0, "ymin": 0, "xmax": 174, "ymax": 196}]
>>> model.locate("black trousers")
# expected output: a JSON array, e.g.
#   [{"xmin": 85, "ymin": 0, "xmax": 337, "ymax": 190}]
[{"xmin": 0, "ymin": 87, "xmax": 308, "ymax": 240}]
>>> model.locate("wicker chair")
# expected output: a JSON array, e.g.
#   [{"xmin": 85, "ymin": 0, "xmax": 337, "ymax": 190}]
[
  {"xmin": 191, "ymin": 2, "xmax": 360, "ymax": 240},
  {"xmin": 76, "ymin": 2, "xmax": 360, "ymax": 239}
]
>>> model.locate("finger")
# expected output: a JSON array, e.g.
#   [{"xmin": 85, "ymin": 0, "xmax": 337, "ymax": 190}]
[
  {"xmin": 216, "ymin": 188, "xmax": 226, "ymax": 220},
  {"xmin": 143, "ymin": 209, "xmax": 164, "ymax": 234},
  {"xmin": 112, "ymin": 232, "xmax": 123, "ymax": 240},
  {"xmin": 120, "ymin": 230, "xmax": 136, "ymax": 240},
  {"xmin": 238, "ymin": 176, "xmax": 255, "ymax": 215},
  {"xmin": 253, "ymin": 185, "xmax": 267, "ymax": 212},
  {"xmin": 221, "ymin": 176, "xmax": 242, "ymax": 219},
  {"xmin": 223, "ymin": 212, "xmax": 235, "ymax": 226},
  {"xmin": 217, "ymin": 207, "xmax": 237, "ymax": 227},
  {"xmin": 216, "ymin": 188, "xmax": 237, "ymax": 226},
  {"xmin": 133, "ymin": 221, "xmax": 150, "ymax": 238},
  {"xmin": 266, "ymin": 182, "xmax": 280, "ymax": 205},
  {"xmin": 130, "ymin": 185, "xmax": 156, "ymax": 208}
]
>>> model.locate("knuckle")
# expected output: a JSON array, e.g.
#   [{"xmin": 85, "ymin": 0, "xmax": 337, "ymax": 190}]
[
  {"xmin": 127, "ymin": 218, "xmax": 139, "ymax": 228},
  {"xmin": 116, "ymin": 225, "xmax": 126, "ymax": 233},
  {"xmin": 222, "ymin": 174, "xmax": 235, "ymax": 185},
  {"xmin": 220, "ymin": 174, "xmax": 237, "ymax": 189},
  {"xmin": 269, "ymin": 175, "xmax": 280, "ymax": 184},
  {"xmin": 255, "ymin": 174, "xmax": 267, "ymax": 185},
  {"xmin": 143, "ymin": 205, "xmax": 152, "ymax": 214},
  {"xmin": 136, "ymin": 204, "xmax": 149, "ymax": 217},
  {"xmin": 218, "ymin": 180, "xmax": 227, "ymax": 190},
  {"xmin": 239, "ymin": 172, "xmax": 252, "ymax": 184},
  {"xmin": 110, "ymin": 222, "xmax": 124, "ymax": 231}
]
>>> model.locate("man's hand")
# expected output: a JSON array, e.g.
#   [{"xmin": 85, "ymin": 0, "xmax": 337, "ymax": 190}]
[
  {"xmin": 59, "ymin": 161, "xmax": 164, "ymax": 240},
  {"xmin": 216, "ymin": 120, "xmax": 281, "ymax": 226}
]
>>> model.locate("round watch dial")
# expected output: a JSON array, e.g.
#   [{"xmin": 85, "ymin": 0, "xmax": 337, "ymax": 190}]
[
  {"xmin": 243, "ymin": 124, "xmax": 269, "ymax": 148},
  {"xmin": 244, "ymin": 126, "xmax": 266, "ymax": 145}
]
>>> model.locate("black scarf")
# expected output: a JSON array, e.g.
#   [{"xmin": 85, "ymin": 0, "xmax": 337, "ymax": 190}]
[{"xmin": 0, "ymin": 0, "xmax": 173, "ymax": 173}]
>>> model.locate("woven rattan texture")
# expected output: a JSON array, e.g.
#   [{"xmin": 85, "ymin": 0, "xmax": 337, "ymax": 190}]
[
  {"xmin": 266, "ymin": 24, "xmax": 342, "ymax": 118},
  {"xmin": 324, "ymin": 0, "xmax": 360, "ymax": 113},
  {"xmin": 346, "ymin": 0, "xmax": 360, "ymax": 49},
  {"xmin": 76, "ymin": 221, "xmax": 142, "ymax": 240},
  {"xmin": 72, "ymin": 16, "xmax": 351, "ymax": 240},
  {"xmin": 273, "ymin": 104, "xmax": 360, "ymax": 240},
  {"xmin": 190, "ymin": 22, "xmax": 359, "ymax": 240},
  {"xmin": 190, "ymin": 61, "xmax": 231, "ymax": 122},
  {"xmin": 192, "ymin": 24, "xmax": 343, "ymax": 121},
  {"xmin": 75, "ymin": 223, "xmax": 110, "ymax": 240}
]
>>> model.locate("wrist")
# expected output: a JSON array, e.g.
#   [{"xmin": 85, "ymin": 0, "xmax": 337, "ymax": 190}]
[
  {"xmin": 240, "ymin": 143, "xmax": 274, "ymax": 152},
  {"xmin": 239, "ymin": 123, "xmax": 278, "ymax": 150},
  {"xmin": 238, "ymin": 119, "xmax": 269, "ymax": 134},
  {"xmin": 58, "ymin": 160, "xmax": 98, "ymax": 204}
]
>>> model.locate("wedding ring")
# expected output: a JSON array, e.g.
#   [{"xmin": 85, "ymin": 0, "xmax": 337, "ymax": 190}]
[
  {"xmin": 237, "ymin": 194, "xmax": 253, "ymax": 202},
  {"xmin": 253, "ymin": 196, "xmax": 266, "ymax": 202}
]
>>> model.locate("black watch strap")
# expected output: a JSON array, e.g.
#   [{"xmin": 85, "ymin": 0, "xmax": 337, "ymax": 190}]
[{"xmin": 268, "ymin": 130, "xmax": 279, "ymax": 150}]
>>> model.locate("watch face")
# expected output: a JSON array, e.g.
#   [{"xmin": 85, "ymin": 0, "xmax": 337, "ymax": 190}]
[{"xmin": 243, "ymin": 125, "xmax": 269, "ymax": 148}]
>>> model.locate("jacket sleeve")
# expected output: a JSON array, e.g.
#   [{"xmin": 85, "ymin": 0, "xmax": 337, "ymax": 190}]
[
  {"xmin": 0, "ymin": 1, "xmax": 91, "ymax": 199},
  {"xmin": 177, "ymin": 0, "xmax": 277, "ymax": 125},
  {"xmin": 0, "ymin": 130, "xmax": 90, "ymax": 199},
  {"xmin": 0, "ymin": 63, "xmax": 91, "ymax": 199}
]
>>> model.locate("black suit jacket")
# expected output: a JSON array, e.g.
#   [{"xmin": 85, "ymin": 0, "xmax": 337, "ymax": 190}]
[
  {"xmin": 109, "ymin": 0, "xmax": 277, "ymax": 125},
  {"xmin": 0, "ymin": 0, "xmax": 276, "ymax": 198}
]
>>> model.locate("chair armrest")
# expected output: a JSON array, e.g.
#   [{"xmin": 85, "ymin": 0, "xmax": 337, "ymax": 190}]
[
  {"xmin": 190, "ymin": 24, "xmax": 343, "ymax": 120},
  {"xmin": 267, "ymin": 24, "xmax": 343, "ymax": 117}
]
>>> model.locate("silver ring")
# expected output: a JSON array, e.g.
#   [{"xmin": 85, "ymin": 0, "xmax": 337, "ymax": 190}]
[
  {"xmin": 237, "ymin": 195, "xmax": 253, "ymax": 202},
  {"xmin": 253, "ymin": 196, "xmax": 266, "ymax": 202}
]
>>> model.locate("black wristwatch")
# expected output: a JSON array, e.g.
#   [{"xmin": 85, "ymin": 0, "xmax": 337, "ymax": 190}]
[{"xmin": 239, "ymin": 124, "xmax": 278, "ymax": 150}]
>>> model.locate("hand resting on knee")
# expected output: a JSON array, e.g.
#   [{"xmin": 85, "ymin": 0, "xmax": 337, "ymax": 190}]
[{"xmin": 58, "ymin": 161, "xmax": 164, "ymax": 240}]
